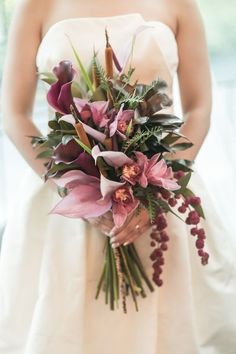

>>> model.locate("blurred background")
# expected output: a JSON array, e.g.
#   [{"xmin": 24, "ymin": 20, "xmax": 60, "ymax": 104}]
[{"xmin": 0, "ymin": 0, "xmax": 236, "ymax": 233}]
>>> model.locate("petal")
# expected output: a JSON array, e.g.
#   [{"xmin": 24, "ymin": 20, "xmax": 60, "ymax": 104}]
[
  {"xmin": 109, "ymin": 105, "xmax": 124, "ymax": 137},
  {"xmin": 53, "ymin": 60, "xmax": 76, "ymax": 84},
  {"xmin": 47, "ymin": 81, "xmax": 64, "ymax": 114},
  {"xmin": 58, "ymin": 114, "xmax": 76, "ymax": 125},
  {"xmin": 92, "ymin": 145, "xmax": 133, "ymax": 168},
  {"xmin": 100, "ymin": 173, "xmax": 125, "ymax": 199},
  {"xmin": 74, "ymin": 98, "xmax": 89, "ymax": 112},
  {"xmin": 50, "ymin": 185, "xmax": 111, "ymax": 218},
  {"xmin": 148, "ymin": 159, "xmax": 167, "ymax": 178},
  {"xmin": 47, "ymin": 61, "xmax": 76, "ymax": 114},
  {"xmin": 82, "ymin": 122, "xmax": 106, "ymax": 143},
  {"xmin": 57, "ymin": 82, "xmax": 75, "ymax": 114},
  {"xmin": 91, "ymin": 101, "xmax": 109, "ymax": 113},
  {"xmin": 112, "ymin": 202, "xmax": 128, "ymax": 228},
  {"xmin": 124, "ymin": 199, "xmax": 140, "ymax": 215},
  {"xmin": 53, "ymin": 139, "xmax": 82, "ymax": 164},
  {"xmin": 147, "ymin": 153, "xmax": 161, "ymax": 170},
  {"xmin": 52, "ymin": 170, "xmax": 99, "ymax": 188},
  {"xmin": 75, "ymin": 152, "xmax": 100, "ymax": 177},
  {"xmin": 150, "ymin": 178, "xmax": 180, "ymax": 191}
]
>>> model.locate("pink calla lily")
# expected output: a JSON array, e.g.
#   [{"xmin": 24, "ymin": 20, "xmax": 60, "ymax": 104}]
[
  {"xmin": 92, "ymin": 145, "xmax": 133, "ymax": 168},
  {"xmin": 50, "ymin": 169, "xmax": 138, "ymax": 227},
  {"xmin": 58, "ymin": 115, "xmax": 106, "ymax": 143}
]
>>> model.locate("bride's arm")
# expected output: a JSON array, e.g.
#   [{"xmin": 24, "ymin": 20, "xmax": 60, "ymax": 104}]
[
  {"xmin": 171, "ymin": 0, "xmax": 212, "ymax": 161},
  {"xmin": 1, "ymin": 0, "xmax": 56, "ymax": 190}
]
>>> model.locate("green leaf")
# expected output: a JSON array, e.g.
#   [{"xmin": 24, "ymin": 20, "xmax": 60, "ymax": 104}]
[
  {"xmin": 166, "ymin": 159, "xmax": 194, "ymax": 173},
  {"xmin": 48, "ymin": 119, "xmax": 60, "ymax": 131},
  {"xmin": 67, "ymin": 37, "xmax": 94, "ymax": 93},
  {"xmin": 57, "ymin": 186, "xmax": 69, "ymax": 198},
  {"xmin": 154, "ymin": 199, "xmax": 184, "ymax": 222},
  {"xmin": 174, "ymin": 172, "xmax": 192, "ymax": 193},
  {"xmin": 71, "ymin": 81, "xmax": 83, "ymax": 97},
  {"xmin": 91, "ymin": 86, "xmax": 107, "ymax": 102},
  {"xmin": 36, "ymin": 150, "xmax": 53, "ymax": 159},
  {"xmin": 59, "ymin": 120, "xmax": 75, "ymax": 131},
  {"xmin": 39, "ymin": 71, "xmax": 57, "ymax": 85},
  {"xmin": 148, "ymin": 114, "xmax": 183, "ymax": 128},
  {"xmin": 170, "ymin": 142, "xmax": 194, "ymax": 152},
  {"xmin": 73, "ymin": 137, "xmax": 92, "ymax": 154}
]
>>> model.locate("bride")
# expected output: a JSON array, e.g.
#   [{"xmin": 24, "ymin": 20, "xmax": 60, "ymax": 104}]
[{"xmin": 1, "ymin": 0, "xmax": 235, "ymax": 353}]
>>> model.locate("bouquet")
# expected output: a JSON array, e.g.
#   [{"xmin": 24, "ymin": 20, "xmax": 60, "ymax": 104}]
[{"xmin": 30, "ymin": 30, "xmax": 209, "ymax": 313}]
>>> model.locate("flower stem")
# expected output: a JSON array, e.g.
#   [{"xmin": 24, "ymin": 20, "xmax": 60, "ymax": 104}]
[
  {"xmin": 129, "ymin": 244, "xmax": 154, "ymax": 292},
  {"xmin": 120, "ymin": 247, "xmax": 139, "ymax": 312},
  {"xmin": 123, "ymin": 246, "xmax": 147, "ymax": 298}
]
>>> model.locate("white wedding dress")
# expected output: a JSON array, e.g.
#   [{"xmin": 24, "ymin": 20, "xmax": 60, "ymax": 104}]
[{"xmin": 0, "ymin": 13, "xmax": 236, "ymax": 354}]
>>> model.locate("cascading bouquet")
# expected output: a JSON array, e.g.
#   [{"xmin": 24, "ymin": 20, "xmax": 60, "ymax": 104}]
[{"xmin": 30, "ymin": 30, "xmax": 209, "ymax": 313}]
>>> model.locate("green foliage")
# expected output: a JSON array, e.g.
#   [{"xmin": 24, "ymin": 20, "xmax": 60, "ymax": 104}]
[{"xmin": 122, "ymin": 126, "xmax": 161, "ymax": 153}]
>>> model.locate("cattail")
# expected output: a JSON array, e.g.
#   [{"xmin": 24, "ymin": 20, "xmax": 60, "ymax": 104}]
[
  {"xmin": 75, "ymin": 122, "xmax": 91, "ymax": 148},
  {"xmin": 105, "ymin": 28, "xmax": 113, "ymax": 79},
  {"xmin": 103, "ymin": 137, "xmax": 113, "ymax": 150}
]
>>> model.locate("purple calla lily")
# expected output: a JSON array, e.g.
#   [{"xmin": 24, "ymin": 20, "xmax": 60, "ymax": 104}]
[
  {"xmin": 53, "ymin": 139, "xmax": 99, "ymax": 177},
  {"xmin": 47, "ymin": 61, "xmax": 76, "ymax": 115}
]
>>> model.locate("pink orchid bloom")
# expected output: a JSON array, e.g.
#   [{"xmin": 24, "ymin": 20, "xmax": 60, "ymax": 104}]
[
  {"xmin": 132, "ymin": 151, "xmax": 180, "ymax": 190},
  {"xmin": 112, "ymin": 185, "xmax": 139, "ymax": 228},
  {"xmin": 50, "ymin": 170, "xmax": 138, "ymax": 227},
  {"xmin": 109, "ymin": 104, "xmax": 134, "ymax": 140},
  {"xmin": 74, "ymin": 98, "xmax": 109, "ymax": 128}
]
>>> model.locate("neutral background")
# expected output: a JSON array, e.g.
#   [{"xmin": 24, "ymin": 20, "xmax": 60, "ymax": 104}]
[{"xmin": 0, "ymin": 0, "xmax": 236, "ymax": 231}]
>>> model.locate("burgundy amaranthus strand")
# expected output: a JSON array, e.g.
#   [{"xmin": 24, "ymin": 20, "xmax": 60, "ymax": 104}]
[
  {"xmin": 149, "ymin": 171, "xmax": 210, "ymax": 287},
  {"xmin": 150, "ymin": 211, "xmax": 170, "ymax": 287}
]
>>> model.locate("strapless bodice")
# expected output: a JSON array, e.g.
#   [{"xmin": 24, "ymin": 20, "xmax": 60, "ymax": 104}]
[{"xmin": 36, "ymin": 13, "xmax": 178, "ymax": 91}]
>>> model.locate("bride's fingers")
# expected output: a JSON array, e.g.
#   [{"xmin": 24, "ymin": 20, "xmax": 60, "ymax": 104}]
[
  {"xmin": 88, "ymin": 215, "xmax": 114, "ymax": 230},
  {"xmin": 110, "ymin": 218, "xmax": 149, "ymax": 246},
  {"xmin": 123, "ymin": 223, "xmax": 151, "ymax": 246}
]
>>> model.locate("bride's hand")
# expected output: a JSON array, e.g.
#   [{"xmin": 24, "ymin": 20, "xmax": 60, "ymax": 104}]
[
  {"xmin": 85, "ymin": 211, "xmax": 116, "ymax": 236},
  {"xmin": 109, "ymin": 208, "xmax": 151, "ymax": 248}
]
